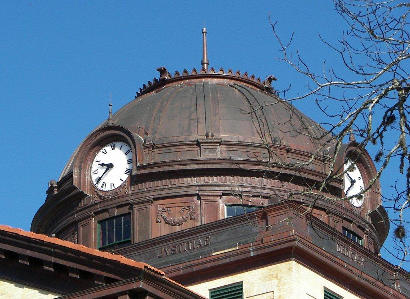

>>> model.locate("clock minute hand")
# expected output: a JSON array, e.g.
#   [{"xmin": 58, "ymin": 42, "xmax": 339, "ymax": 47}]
[
  {"xmin": 346, "ymin": 171, "xmax": 354, "ymax": 182},
  {"xmin": 96, "ymin": 163, "xmax": 114, "ymax": 184},
  {"xmin": 345, "ymin": 172, "xmax": 356, "ymax": 195}
]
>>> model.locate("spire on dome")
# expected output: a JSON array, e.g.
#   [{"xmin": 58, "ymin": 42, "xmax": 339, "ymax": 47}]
[
  {"xmin": 108, "ymin": 102, "xmax": 112, "ymax": 120},
  {"xmin": 201, "ymin": 28, "xmax": 209, "ymax": 72}
]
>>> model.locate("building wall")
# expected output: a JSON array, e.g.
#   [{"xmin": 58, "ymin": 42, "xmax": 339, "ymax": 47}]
[
  {"xmin": 187, "ymin": 260, "xmax": 360, "ymax": 299},
  {"xmin": 0, "ymin": 279, "xmax": 57, "ymax": 299}
]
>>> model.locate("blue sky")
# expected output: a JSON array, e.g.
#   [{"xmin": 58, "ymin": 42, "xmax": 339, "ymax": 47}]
[{"xmin": 0, "ymin": 1, "xmax": 406, "ymax": 270}]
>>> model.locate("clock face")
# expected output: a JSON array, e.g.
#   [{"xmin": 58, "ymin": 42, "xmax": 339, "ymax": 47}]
[
  {"xmin": 344, "ymin": 160, "xmax": 365, "ymax": 207},
  {"xmin": 90, "ymin": 141, "xmax": 132, "ymax": 191}
]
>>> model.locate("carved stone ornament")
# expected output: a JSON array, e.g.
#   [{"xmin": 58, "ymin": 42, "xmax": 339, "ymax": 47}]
[{"xmin": 156, "ymin": 205, "xmax": 196, "ymax": 226}]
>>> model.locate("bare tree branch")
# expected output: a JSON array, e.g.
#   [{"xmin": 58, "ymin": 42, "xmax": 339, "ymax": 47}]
[{"xmin": 270, "ymin": 0, "xmax": 409, "ymax": 266}]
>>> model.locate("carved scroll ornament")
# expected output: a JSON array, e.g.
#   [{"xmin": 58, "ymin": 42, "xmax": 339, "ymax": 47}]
[{"xmin": 156, "ymin": 205, "xmax": 196, "ymax": 226}]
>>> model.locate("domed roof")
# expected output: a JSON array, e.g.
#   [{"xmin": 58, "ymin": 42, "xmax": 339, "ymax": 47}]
[
  {"xmin": 60, "ymin": 68, "xmax": 331, "ymax": 179},
  {"xmin": 36, "ymin": 67, "xmax": 388, "ymax": 253}
]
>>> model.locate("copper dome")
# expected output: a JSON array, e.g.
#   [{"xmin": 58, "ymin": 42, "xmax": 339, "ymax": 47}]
[
  {"xmin": 33, "ymin": 67, "xmax": 388, "ymax": 255},
  {"xmin": 60, "ymin": 69, "xmax": 332, "ymax": 179}
]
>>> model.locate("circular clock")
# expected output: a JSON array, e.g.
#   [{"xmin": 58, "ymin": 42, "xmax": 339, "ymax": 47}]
[
  {"xmin": 344, "ymin": 159, "xmax": 365, "ymax": 207},
  {"xmin": 90, "ymin": 141, "xmax": 133, "ymax": 191}
]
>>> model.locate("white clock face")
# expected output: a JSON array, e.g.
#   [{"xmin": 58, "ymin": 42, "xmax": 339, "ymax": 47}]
[
  {"xmin": 90, "ymin": 141, "xmax": 132, "ymax": 191},
  {"xmin": 344, "ymin": 160, "xmax": 365, "ymax": 207}
]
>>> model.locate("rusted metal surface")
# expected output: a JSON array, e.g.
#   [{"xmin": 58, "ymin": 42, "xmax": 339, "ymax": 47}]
[
  {"xmin": 33, "ymin": 70, "xmax": 387, "ymax": 253},
  {"xmin": 60, "ymin": 72, "xmax": 331, "ymax": 179}
]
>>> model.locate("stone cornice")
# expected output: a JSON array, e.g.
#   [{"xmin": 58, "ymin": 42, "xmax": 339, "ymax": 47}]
[{"xmin": 110, "ymin": 202, "xmax": 408, "ymax": 298}]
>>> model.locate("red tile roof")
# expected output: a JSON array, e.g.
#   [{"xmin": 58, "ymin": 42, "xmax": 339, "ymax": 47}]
[
  {"xmin": 0, "ymin": 225, "xmax": 204, "ymax": 297},
  {"xmin": 0, "ymin": 225, "xmax": 163, "ymax": 275}
]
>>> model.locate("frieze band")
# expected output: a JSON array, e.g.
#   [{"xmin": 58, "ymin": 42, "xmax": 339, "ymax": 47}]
[{"xmin": 336, "ymin": 242, "xmax": 365, "ymax": 266}]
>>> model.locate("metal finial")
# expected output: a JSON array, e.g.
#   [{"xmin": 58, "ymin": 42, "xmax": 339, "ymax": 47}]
[
  {"xmin": 201, "ymin": 28, "xmax": 209, "ymax": 72},
  {"xmin": 108, "ymin": 103, "xmax": 112, "ymax": 120}
]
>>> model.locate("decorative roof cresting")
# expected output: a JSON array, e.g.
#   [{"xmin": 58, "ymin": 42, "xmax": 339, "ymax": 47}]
[{"xmin": 135, "ymin": 28, "xmax": 277, "ymax": 97}]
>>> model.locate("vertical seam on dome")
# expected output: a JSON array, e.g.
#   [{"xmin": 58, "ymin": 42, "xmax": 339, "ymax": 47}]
[
  {"xmin": 149, "ymin": 86, "xmax": 178, "ymax": 140},
  {"xmin": 202, "ymin": 81, "xmax": 208, "ymax": 136},
  {"xmin": 195, "ymin": 83, "xmax": 206, "ymax": 137},
  {"xmin": 195, "ymin": 84, "xmax": 199, "ymax": 136},
  {"xmin": 230, "ymin": 84, "xmax": 272, "ymax": 145},
  {"xmin": 211, "ymin": 82, "xmax": 221, "ymax": 138}
]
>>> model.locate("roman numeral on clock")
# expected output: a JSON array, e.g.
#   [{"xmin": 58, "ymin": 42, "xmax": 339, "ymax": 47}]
[{"xmin": 125, "ymin": 168, "xmax": 131, "ymax": 174}]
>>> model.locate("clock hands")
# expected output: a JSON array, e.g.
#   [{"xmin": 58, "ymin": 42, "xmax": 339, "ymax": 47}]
[
  {"xmin": 96, "ymin": 163, "xmax": 114, "ymax": 184},
  {"xmin": 91, "ymin": 142, "xmax": 132, "ymax": 191},
  {"xmin": 345, "ymin": 171, "xmax": 356, "ymax": 195},
  {"xmin": 344, "ymin": 161, "xmax": 365, "ymax": 207}
]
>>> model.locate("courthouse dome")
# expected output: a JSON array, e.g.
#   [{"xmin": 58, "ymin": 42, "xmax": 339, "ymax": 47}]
[
  {"xmin": 60, "ymin": 68, "xmax": 332, "ymax": 179},
  {"xmin": 32, "ymin": 28, "xmax": 388, "ymax": 258},
  {"xmin": 33, "ymin": 66, "xmax": 388, "ymax": 255}
]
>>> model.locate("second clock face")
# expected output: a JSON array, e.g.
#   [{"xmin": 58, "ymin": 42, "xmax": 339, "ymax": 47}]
[
  {"xmin": 344, "ymin": 159, "xmax": 365, "ymax": 207},
  {"xmin": 90, "ymin": 141, "xmax": 132, "ymax": 191}
]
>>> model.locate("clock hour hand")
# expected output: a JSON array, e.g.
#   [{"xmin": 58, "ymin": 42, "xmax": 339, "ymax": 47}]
[
  {"xmin": 96, "ymin": 163, "xmax": 114, "ymax": 184},
  {"xmin": 99, "ymin": 162, "xmax": 113, "ymax": 168}
]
